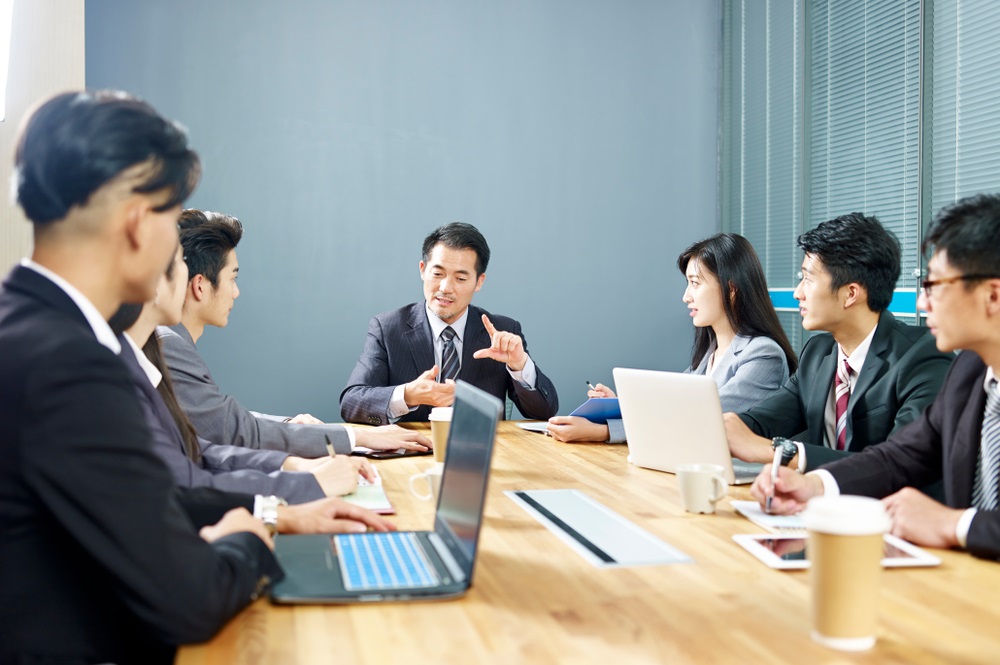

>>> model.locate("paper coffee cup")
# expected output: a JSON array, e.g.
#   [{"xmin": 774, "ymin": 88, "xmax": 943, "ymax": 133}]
[
  {"xmin": 802, "ymin": 495, "xmax": 890, "ymax": 651},
  {"xmin": 409, "ymin": 464, "xmax": 444, "ymax": 502},
  {"xmin": 429, "ymin": 407, "xmax": 453, "ymax": 464},
  {"xmin": 676, "ymin": 463, "xmax": 728, "ymax": 514}
]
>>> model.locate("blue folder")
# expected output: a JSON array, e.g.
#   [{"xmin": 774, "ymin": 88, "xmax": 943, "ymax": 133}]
[{"xmin": 568, "ymin": 398, "xmax": 621, "ymax": 424}]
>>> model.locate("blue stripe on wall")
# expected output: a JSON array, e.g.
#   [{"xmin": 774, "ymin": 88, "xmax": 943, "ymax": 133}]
[{"xmin": 769, "ymin": 289, "xmax": 919, "ymax": 317}]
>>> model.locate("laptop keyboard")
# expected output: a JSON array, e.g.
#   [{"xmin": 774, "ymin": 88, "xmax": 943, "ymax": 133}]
[{"xmin": 335, "ymin": 532, "xmax": 440, "ymax": 591}]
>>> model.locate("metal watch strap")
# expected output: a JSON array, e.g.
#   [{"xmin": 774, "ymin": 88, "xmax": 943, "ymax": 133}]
[{"xmin": 260, "ymin": 495, "xmax": 288, "ymax": 535}]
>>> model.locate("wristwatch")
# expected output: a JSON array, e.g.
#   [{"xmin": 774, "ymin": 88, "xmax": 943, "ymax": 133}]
[
  {"xmin": 771, "ymin": 437, "xmax": 798, "ymax": 467},
  {"xmin": 259, "ymin": 495, "xmax": 288, "ymax": 536}
]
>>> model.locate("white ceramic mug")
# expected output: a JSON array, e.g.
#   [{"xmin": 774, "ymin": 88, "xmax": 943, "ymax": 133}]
[
  {"xmin": 676, "ymin": 463, "xmax": 728, "ymax": 514},
  {"xmin": 409, "ymin": 464, "xmax": 444, "ymax": 502}
]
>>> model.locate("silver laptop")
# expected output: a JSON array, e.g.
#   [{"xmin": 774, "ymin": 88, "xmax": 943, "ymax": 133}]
[
  {"xmin": 613, "ymin": 367, "xmax": 763, "ymax": 485},
  {"xmin": 270, "ymin": 381, "xmax": 502, "ymax": 603}
]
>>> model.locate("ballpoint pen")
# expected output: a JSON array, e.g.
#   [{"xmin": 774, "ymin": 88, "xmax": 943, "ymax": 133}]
[
  {"xmin": 324, "ymin": 434, "xmax": 337, "ymax": 459},
  {"xmin": 586, "ymin": 381, "xmax": 598, "ymax": 392},
  {"xmin": 766, "ymin": 445, "xmax": 782, "ymax": 514}
]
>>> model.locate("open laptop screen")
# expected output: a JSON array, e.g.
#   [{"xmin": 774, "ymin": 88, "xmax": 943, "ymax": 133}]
[{"xmin": 433, "ymin": 382, "xmax": 501, "ymax": 574}]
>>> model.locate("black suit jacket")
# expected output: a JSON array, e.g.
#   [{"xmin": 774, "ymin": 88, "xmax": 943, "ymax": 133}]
[
  {"xmin": 0, "ymin": 266, "xmax": 282, "ymax": 664},
  {"xmin": 824, "ymin": 351, "xmax": 1000, "ymax": 560},
  {"xmin": 340, "ymin": 302, "xmax": 559, "ymax": 424},
  {"xmin": 738, "ymin": 311, "xmax": 953, "ymax": 470}
]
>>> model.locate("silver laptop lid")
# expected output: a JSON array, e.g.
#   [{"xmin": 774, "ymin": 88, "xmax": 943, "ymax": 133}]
[
  {"xmin": 613, "ymin": 367, "xmax": 739, "ymax": 484},
  {"xmin": 432, "ymin": 381, "xmax": 502, "ymax": 579}
]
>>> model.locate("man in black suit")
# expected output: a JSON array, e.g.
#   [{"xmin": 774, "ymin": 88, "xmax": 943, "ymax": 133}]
[
  {"xmin": 756, "ymin": 194, "xmax": 1000, "ymax": 559},
  {"xmin": 340, "ymin": 222, "xmax": 558, "ymax": 425},
  {"xmin": 0, "ymin": 91, "xmax": 282, "ymax": 664},
  {"xmin": 724, "ymin": 213, "xmax": 953, "ymax": 471}
]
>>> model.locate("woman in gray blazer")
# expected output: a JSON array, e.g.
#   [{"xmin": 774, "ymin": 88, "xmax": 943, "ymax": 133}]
[{"xmin": 548, "ymin": 233, "xmax": 798, "ymax": 443}]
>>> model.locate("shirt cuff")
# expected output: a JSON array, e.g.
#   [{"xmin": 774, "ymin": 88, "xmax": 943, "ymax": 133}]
[
  {"xmin": 343, "ymin": 425, "xmax": 356, "ymax": 451},
  {"xmin": 388, "ymin": 384, "xmax": 416, "ymax": 420},
  {"xmin": 252, "ymin": 494, "xmax": 265, "ymax": 519},
  {"xmin": 792, "ymin": 441, "xmax": 807, "ymax": 473},
  {"xmin": 956, "ymin": 507, "xmax": 977, "ymax": 548},
  {"xmin": 809, "ymin": 469, "xmax": 840, "ymax": 497},
  {"xmin": 507, "ymin": 355, "xmax": 537, "ymax": 388}
]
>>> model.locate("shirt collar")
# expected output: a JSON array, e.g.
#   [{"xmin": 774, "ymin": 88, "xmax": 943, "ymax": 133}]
[
  {"xmin": 986, "ymin": 366, "xmax": 998, "ymax": 393},
  {"xmin": 123, "ymin": 332, "xmax": 162, "ymax": 388},
  {"xmin": 21, "ymin": 259, "xmax": 121, "ymax": 355},
  {"xmin": 838, "ymin": 322, "xmax": 878, "ymax": 375},
  {"xmin": 425, "ymin": 302, "xmax": 469, "ymax": 342}
]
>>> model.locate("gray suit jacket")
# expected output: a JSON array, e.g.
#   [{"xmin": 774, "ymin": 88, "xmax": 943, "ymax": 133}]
[
  {"xmin": 159, "ymin": 324, "xmax": 352, "ymax": 457},
  {"xmin": 607, "ymin": 334, "xmax": 789, "ymax": 442},
  {"xmin": 340, "ymin": 302, "xmax": 558, "ymax": 425},
  {"xmin": 737, "ymin": 311, "xmax": 954, "ymax": 470},
  {"xmin": 121, "ymin": 337, "xmax": 324, "ymax": 503}
]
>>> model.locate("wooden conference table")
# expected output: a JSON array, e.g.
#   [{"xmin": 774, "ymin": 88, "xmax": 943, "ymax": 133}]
[{"xmin": 178, "ymin": 423, "xmax": 1000, "ymax": 665}]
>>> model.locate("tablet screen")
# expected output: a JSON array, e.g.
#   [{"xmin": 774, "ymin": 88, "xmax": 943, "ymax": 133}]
[{"xmin": 732, "ymin": 533, "xmax": 941, "ymax": 569}]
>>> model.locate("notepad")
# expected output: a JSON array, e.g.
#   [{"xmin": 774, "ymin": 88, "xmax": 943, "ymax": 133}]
[
  {"xmin": 732, "ymin": 500, "xmax": 806, "ymax": 532},
  {"xmin": 341, "ymin": 467, "xmax": 394, "ymax": 514}
]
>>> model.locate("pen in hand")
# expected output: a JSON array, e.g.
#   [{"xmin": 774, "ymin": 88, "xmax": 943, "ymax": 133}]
[
  {"xmin": 324, "ymin": 434, "xmax": 337, "ymax": 459},
  {"xmin": 586, "ymin": 381, "xmax": 598, "ymax": 392},
  {"xmin": 766, "ymin": 445, "xmax": 782, "ymax": 514}
]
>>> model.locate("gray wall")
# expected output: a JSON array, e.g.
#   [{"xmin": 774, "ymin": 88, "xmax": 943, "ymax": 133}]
[{"xmin": 86, "ymin": 0, "xmax": 721, "ymax": 421}]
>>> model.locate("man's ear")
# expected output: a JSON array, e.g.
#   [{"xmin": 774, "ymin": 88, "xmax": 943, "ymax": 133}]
[
  {"xmin": 189, "ymin": 273, "xmax": 208, "ymax": 303},
  {"xmin": 985, "ymin": 279, "xmax": 1000, "ymax": 317},
  {"xmin": 121, "ymin": 197, "xmax": 149, "ymax": 250},
  {"xmin": 842, "ymin": 283, "xmax": 865, "ymax": 309},
  {"xmin": 418, "ymin": 260, "xmax": 426, "ymax": 278},
  {"xmin": 474, "ymin": 272, "xmax": 486, "ymax": 293}
]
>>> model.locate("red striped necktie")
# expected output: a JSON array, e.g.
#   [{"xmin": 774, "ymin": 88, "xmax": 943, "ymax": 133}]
[{"xmin": 834, "ymin": 358, "xmax": 853, "ymax": 451}]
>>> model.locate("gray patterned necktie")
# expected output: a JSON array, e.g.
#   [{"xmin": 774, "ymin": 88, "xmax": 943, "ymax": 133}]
[
  {"xmin": 971, "ymin": 378, "xmax": 1000, "ymax": 510},
  {"xmin": 439, "ymin": 326, "xmax": 460, "ymax": 382}
]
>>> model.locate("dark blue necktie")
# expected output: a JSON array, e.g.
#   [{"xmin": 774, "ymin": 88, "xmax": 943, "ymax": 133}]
[{"xmin": 440, "ymin": 326, "xmax": 460, "ymax": 382}]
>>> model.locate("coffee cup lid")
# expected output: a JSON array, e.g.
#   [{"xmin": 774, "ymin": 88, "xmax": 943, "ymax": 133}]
[
  {"xmin": 429, "ymin": 406, "xmax": 453, "ymax": 421},
  {"xmin": 802, "ymin": 495, "xmax": 890, "ymax": 536}
]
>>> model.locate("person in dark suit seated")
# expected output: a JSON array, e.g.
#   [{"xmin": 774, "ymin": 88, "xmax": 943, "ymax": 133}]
[
  {"xmin": 111, "ymin": 244, "xmax": 377, "ymax": 503},
  {"xmin": 724, "ymin": 213, "xmax": 954, "ymax": 472},
  {"xmin": 0, "ymin": 90, "xmax": 283, "ymax": 664},
  {"xmin": 756, "ymin": 194, "xmax": 1000, "ymax": 559},
  {"xmin": 545, "ymin": 233, "xmax": 798, "ymax": 443},
  {"xmin": 339, "ymin": 222, "xmax": 559, "ymax": 425},
  {"xmin": 158, "ymin": 209, "xmax": 431, "ymax": 457}
]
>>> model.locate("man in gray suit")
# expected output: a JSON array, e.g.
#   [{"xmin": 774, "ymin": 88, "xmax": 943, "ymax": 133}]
[
  {"xmin": 161, "ymin": 209, "xmax": 430, "ymax": 458},
  {"xmin": 725, "ymin": 213, "xmax": 954, "ymax": 472},
  {"xmin": 340, "ymin": 222, "xmax": 558, "ymax": 425}
]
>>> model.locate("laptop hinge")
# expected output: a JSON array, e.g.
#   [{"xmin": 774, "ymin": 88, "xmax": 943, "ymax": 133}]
[{"xmin": 428, "ymin": 532, "xmax": 465, "ymax": 583}]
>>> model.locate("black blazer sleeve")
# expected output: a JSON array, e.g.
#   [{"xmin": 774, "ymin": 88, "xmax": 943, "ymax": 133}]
[
  {"xmin": 174, "ymin": 486, "xmax": 255, "ymax": 529},
  {"xmin": 22, "ymin": 339, "xmax": 283, "ymax": 645}
]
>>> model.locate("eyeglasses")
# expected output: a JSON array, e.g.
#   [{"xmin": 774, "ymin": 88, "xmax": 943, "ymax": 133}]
[{"xmin": 921, "ymin": 274, "xmax": 1000, "ymax": 297}]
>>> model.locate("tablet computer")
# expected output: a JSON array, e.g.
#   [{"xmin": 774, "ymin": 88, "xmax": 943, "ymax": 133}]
[
  {"xmin": 350, "ymin": 447, "xmax": 433, "ymax": 459},
  {"xmin": 732, "ymin": 533, "xmax": 941, "ymax": 570}
]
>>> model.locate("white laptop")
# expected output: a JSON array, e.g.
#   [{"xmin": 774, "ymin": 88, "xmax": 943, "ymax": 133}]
[{"xmin": 613, "ymin": 367, "xmax": 763, "ymax": 485}]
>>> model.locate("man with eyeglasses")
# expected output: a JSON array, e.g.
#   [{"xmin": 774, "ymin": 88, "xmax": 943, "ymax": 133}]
[
  {"xmin": 755, "ymin": 194, "xmax": 1000, "ymax": 558},
  {"xmin": 723, "ymin": 212, "xmax": 954, "ymax": 472}
]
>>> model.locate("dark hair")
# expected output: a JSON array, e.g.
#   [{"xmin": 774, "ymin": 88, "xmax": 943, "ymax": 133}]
[
  {"xmin": 678, "ymin": 233, "xmax": 798, "ymax": 373},
  {"xmin": 178, "ymin": 209, "xmax": 244, "ymax": 287},
  {"xmin": 923, "ymin": 194, "xmax": 1000, "ymax": 285},
  {"xmin": 15, "ymin": 90, "xmax": 200, "ymax": 225},
  {"xmin": 797, "ymin": 212, "xmax": 901, "ymax": 312},
  {"xmin": 145, "ymin": 335, "xmax": 202, "ymax": 463},
  {"xmin": 421, "ymin": 222, "xmax": 491, "ymax": 275},
  {"xmin": 107, "ymin": 302, "xmax": 202, "ymax": 462}
]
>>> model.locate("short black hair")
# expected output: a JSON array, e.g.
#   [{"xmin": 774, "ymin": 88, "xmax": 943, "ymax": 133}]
[
  {"xmin": 178, "ymin": 209, "xmax": 244, "ymax": 288},
  {"xmin": 797, "ymin": 212, "xmax": 901, "ymax": 312},
  {"xmin": 924, "ymin": 194, "xmax": 1000, "ymax": 285},
  {"xmin": 421, "ymin": 222, "xmax": 491, "ymax": 275},
  {"xmin": 15, "ymin": 90, "xmax": 200, "ymax": 225}
]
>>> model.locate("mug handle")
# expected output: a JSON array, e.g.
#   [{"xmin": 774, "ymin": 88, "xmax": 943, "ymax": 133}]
[
  {"xmin": 710, "ymin": 475, "xmax": 728, "ymax": 503},
  {"xmin": 409, "ymin": 472, "xmax": 434, "ymax": 501}
]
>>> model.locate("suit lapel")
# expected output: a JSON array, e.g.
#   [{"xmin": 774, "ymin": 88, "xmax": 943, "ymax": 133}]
[
  {"xmin": 845, "ymin": 312, "xmax": 893, "ymax": 448},
  {"xmin": 807, "ymin": 341, "xmax": 838, "ymax": 447},
  {"xmin": 404, "ymin": 304, "xmax": 436, "ymax": 375},
  {"xmin": 4, "ymin": 266, "xmax": 93, "ymax": 332},
  {"xmin": 461, "ymin": 305, "xmax": 492, "ymax": 384},
  {"xmin": 951, "ymin": 372, "xmax": 989, "ymax": 506}
]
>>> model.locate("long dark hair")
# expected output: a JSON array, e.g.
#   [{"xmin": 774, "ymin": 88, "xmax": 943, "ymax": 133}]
[
  {"xmin": 108, "ymin": 302, "xmax": 202, "ymax": 463},
  {"xmin": 677, "ymin": 233, "xmax": 798, "ymax": 373}
]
